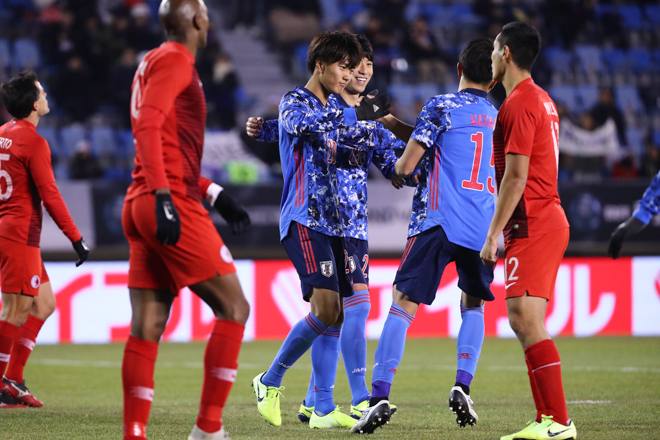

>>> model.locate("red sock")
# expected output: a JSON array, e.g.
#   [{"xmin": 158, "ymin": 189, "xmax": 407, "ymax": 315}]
[
  {"xmin": 122, "ymin": 336, "xmax": 159, "ymax": 440},
  {"xmin": 525, "ymin": 339, "xmax": 570, "ymax": 426},
  {"xmin": 196, "ymin": 320, "xmax": 245, "ymax": 433},
  {"xmin": 525, "ymin": 357, "xmax": 545, "ymax": 423},
  {"xmin": 0, "ymin": 321, "xmax": 18, "ymax": 377},
  {"xmin": 5, "ymin": 315, "xmax": 44, "ymax": 382}
]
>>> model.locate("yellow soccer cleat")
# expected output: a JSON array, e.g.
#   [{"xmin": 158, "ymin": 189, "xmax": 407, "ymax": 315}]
[
  {"xmin": 500, "ymin": 420, "xmax": 539, "ymax": 440},
  {"xmin": 526, "ymin": 415, "xmax": 577, "ymax": 440},
  {"xmin": 298, "ymin": 401, "xmax": 313, "ymax": 423},
  {"xmin": 309, "ymin": 406, "xmax": 357, "ymax": 429},
  {"xmin": 251, "ymin": 372, "xmax": 284, "ymax": 427}
]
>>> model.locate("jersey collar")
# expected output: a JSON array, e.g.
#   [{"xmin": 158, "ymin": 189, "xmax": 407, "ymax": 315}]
[
  {"xmin": 460, "ymin": 88, "xmax": 488, "ymax": 98},
  {"xmin": 162, "ymin": 41, "xmax": 196, "ymax": 64}
]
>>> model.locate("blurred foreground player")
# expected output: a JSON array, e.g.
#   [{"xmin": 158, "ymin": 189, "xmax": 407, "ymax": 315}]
[
  {"xmin": 480, "ymin": 23, "xmax": 576, "ymax": 440},
  {"xmin": 0, "ymin": 71, "xmax": 89, "ymax": 408},
  {"xmin": 122, "ymin": 1, "xmax": 250, "ymax": 439},
  {"xmin": 351, "ymin": 39, "xmax": 498, "ymax": 434},
  {"xmin": 608, "ymin": 170, "xmax": 660, "ymax": 258}
]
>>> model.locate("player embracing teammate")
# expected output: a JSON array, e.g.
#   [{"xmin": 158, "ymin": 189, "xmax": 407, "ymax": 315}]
[{"xmin": 480, "ymin": 22, "xmax": 577, "ymax": 440}]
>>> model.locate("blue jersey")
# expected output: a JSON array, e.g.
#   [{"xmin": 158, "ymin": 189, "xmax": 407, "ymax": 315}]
[
  {"xmin": 260, "ymin": 95, "xmax": 406, "ymax": 240},
  {"xmin": 633, "ymin": 170, "xmax": 660, "ymax": 224},
  {"xmin": 408, "ymin": 89, "xmax": 498, "ymax": 251}
]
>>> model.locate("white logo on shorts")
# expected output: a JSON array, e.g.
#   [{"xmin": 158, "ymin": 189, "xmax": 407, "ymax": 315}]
[
  {"xmin": 30, "ymin": 275, "xmax": 40, "ymax": 289},
  {"xmin": 220, "ymin": 245, "xmax": 233, "ymax": 263},
  {"xmin": 320, "ymin": 261, "xmax": 334, "ymax": 278}
]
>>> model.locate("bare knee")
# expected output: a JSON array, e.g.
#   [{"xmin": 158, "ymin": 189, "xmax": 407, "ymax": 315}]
[
  {"xmin": 218, "ymin": 296, "xmax": 250, "ymax": 325},
  {"xmin": 31, "ymin": 285, "xmax": 57, "ymax": 321},
  {"xmin": 0, "ymin": 295, "xmax": 33, "ymax": 327},
  {"xmin": 310, "ymin": 289, "xmax": 341, "ymax": 327},
  {"xmin": 129, "ymin": 289, "xmax": 173, "ymax": 343},
  {"xmin": 461, "ymin": 291, "xmax": 484, "ymax": 308}
]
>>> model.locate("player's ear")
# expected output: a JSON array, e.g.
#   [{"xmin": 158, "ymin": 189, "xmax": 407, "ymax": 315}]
[
  {"xmin": 502, "ymin": 45, "xmax": 510, "ymax": 63},
  {"xmin": 192, "ymin": 14, "xmax": 201, "ymax": 31},
  {"xmin": 316, "ymin": 59, "xmax": 325, "ymax": 74},
  {"xmin": 457, "ymin": 62, "xmax": 463, "ymax": 78}
]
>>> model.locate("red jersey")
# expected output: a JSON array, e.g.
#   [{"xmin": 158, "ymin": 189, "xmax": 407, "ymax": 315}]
[
  {"xmin": 127, "ymin": 42, "xmax": 208, "ymax": 202},
  {"xmin": 0, "ymin": 119, "xmax": 81, "ymax": 247},
  {"xmin": 493, "ymin": 78, "xmax": 569, "ymax": 242}
]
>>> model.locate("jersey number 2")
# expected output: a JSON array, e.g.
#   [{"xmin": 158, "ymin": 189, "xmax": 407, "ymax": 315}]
[
  {"xmin": 461, "ymin": 132, "xmax": 495, "ymax": 194},
  {"xmin": 0, "ymin": 153, "xmax": 12, "ymax": 201}
]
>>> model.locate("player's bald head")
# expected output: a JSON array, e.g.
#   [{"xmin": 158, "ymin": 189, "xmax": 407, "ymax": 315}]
[{"xmin": 159, "ymin": 0, "xmax": 209, "ymax": 48}]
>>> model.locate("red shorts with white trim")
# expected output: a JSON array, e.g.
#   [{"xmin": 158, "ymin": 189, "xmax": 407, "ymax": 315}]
[
  {"xmin": 122, "ymin": 192, "xmax": 236, "ymax": 295},
  {"xmin": 503, "ymin": 228, "xmax": 570, "ymax": 300},
  {"xmin": 0, "ymin": 236, "xmax": 45, "ymax": 296}
]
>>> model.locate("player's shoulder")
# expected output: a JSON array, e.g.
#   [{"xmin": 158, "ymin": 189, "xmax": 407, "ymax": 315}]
[
  {"xmin": 143, "ymin": 43, "xmax": 194, "ymax": 72},
  {"xmin": 281, "ymin": 87, "xmax": 316, "ymax": 109}
]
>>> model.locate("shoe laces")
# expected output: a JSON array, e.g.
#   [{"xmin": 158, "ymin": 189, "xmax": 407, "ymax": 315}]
[
  {"xmin": 266, "ymin": 385, "xmax": 284, "ymax": 399},
  {"xmin": 540, "ymin": 415, "xmax": 555, "ymax": 427}
]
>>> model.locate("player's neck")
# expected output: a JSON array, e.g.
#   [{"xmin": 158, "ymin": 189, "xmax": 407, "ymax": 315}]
[
  {"xmin": 341, "ymin": 91, "xmax": 359, "ymax": 107},
  {"xmin": 304, "ymin": 75, "xmax": 332, "ymax": 106},
  {"xmin": 502, "ymin": 67, "xmax": 531, "ymax": 96},
  {"xmin": 166, "ymin": 35, "xmax": 198, "ymax": 58},
  {"xmin": 457, "ymin": 77, "xmax": 489, "ymax": 94},
  {"xmin": 23, "ymin": 112, "xmax": 40, "ymax": 128}
]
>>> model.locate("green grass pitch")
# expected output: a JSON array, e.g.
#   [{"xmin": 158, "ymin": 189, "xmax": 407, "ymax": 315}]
[{"xmin": 0, "ymin": 337, "xmax": 659, "ymax": 439}]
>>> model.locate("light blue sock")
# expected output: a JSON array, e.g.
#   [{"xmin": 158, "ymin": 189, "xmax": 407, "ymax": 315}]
[
  {"xmin": 456, "ymin": 302, "xmax": 485, "ymax": 385},
  {"xmin": 263, "ymin": 313, "xmax": 326, "ymax": 387},
  {"xmin": 312, "ymin": 326, "xmax": 341, "ymax": 415},
  {"xmin": 341, "ymin": 290, "xmax": 371, "ymax": 406},
  {"xmin": 372, "ymin": 303, "xmax": 414, "ymax": 395},
  {"xmin": 304, "ymin": 371, "xmax": 315, "ymax": 407}
]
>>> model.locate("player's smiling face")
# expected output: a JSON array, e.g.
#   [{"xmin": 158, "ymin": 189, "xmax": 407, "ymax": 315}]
[
  {"xmin": 318, "ymin": 59, "xmax": 354, "ymax": 95},
  {"xmin": 345, "ymin": 57, "xmax": 373, "ymax": 95},
  {"xmin": 34, "ymin": 81, "xmax": 50, "ymax": 116},
  {"xmin": 491, "ymin": 35, "xmax": 506, "ymax": 82}
]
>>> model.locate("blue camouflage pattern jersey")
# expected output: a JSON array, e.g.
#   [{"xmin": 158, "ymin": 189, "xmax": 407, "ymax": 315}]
[
  {"xmin": 259, "ymin": 95, "xmax": 407, "ymax": 240},
  {"xmin": 633, "ymin": 170, "xmax": 660, "ymax": 224},
  {"xmin": 409, "ymin": 89, "xmax": 498, "ymax": 251}
]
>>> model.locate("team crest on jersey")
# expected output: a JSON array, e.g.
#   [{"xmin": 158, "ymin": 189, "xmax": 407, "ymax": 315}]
[
  {"xmin": 31, "ymin": 275, "xmax": 40, "ymax": 289},
  {"xmin": 320, "ymin": 260, "xmax": 334, "ymax": 277}
]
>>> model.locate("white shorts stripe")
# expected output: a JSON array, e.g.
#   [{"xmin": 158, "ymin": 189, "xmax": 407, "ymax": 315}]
[
  {"xmin": 211, "ymin": 367, "xmax": 237, "ymax": 383},
  {"xmin": 0, "ymin": 353, "xmax": 10, "ymax": 362},
  {"xmin": 532, "ymin": 361, "xmax": 561, "ymax": 373},
  {"xmin": 130, "ymin": 386, "xmax": 154, "ymax": 402}
]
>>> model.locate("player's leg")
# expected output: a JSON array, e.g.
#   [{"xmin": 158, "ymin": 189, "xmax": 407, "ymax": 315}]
[
  {"xmin": 188, "ymin": 272, "xmax": 249, "ymax": 437},
  {"xmin": 0, "ymin": 292, "xmax": 34, "ymax": 409},
  {"xmin": 3, "ymin": 269, "xmax": 54, "ymax": 408}
]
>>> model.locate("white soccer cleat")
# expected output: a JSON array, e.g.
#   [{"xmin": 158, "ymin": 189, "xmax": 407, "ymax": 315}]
[
  {"xmin": 449, "ymin": 386, "xmax": 478, "ymax": 427},
  {"xmin": 188, "ymin": 424, "xmax": 231, "ymax": 440},
  {"xmin": 349, "ymin": 400, "xmax": 391, "ymax": 434}
]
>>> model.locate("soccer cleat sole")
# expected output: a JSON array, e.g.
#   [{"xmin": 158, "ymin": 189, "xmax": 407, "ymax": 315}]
[
  {"xmin": 353, "ymin": 407, "xmax": 390, "ymax": 434},
  {"xmin": 449, "ymin": 389, "xmax": 477, "ymax": 427}
]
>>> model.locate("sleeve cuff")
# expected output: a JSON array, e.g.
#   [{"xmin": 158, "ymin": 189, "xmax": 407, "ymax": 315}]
[
  {"xmin": 205, "ymin": 182, "xmax": 224, "ymax": 205},
  {"xmin": 410, "ymin": 131, "xmax": 432, "ymax": 149},
  {"xmin": 633, "ymin": 207, "xmax": 653, "ymax": 225},
  {"xmin": 344, "ymin": 107, "xmax": 358, "ymax": 126}
]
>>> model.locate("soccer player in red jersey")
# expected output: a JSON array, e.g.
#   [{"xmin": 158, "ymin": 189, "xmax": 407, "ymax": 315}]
[
  {"xmin": 480, "ymin": 23, "xmax": 576, "ymax": 440},
  {"xmin": 121, "ymin": 1, "xmax": 251, "ymax": 439},
  {"xmin": 0, "ymin": 71, "xmax": 89, "ymax": 408}
]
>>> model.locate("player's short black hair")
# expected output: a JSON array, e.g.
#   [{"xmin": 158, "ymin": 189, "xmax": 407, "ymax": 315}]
[
  {"xmin": 354, "ymin": 34, "xmax": 374, "ymax": 62},
  {"xmin": 459, "ymin": 39, "xmax": 493, "ymax": 85},
  {"xmin": 497, "ymin": 22, "xmax": 541, "ymax": 71},
  {"xmin": 0, "ymin": 71, "xmax": 40, "ymax": 119},
  {"xmin": 306, "ymin": 31, "xmax": 363, "ymax": 74}
]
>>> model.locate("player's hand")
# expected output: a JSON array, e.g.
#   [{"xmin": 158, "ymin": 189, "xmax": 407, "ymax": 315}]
[
  {"xmin": 391, "ymin": 172, "xmax": 406, "ymax": 189},
  {"xmin": 480, "ymin": 238, "xmax": 498, "ymax": 265},
  {"xmin": 214, "ymin": 191, "xmax": 251, "ymax": 235},
  {"xmin": 155, "ymin": 193, "xmax": 181, "ymax": 245},
  {"xmin": 72, "ymin": 238, "xmax": 89, "ymax": 267},
  {"xmin": 607, "ymin": 216, "xmax": 646, "ymax": 259},
  {"xmin": 355, "ymin": 93, "xmax": 391, "ymax": 120},
  {"xmin": 410, "ymin": 170, "xmax": 421, "ymax": 185},
  {"xmin": 246, "ymin": 117, "xmax": 263, "ymax": 138}
]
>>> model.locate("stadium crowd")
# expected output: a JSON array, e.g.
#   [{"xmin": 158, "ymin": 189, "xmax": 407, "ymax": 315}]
[{"xmin": 0, "ymin": 0, "xmax": 658, "ymax": 182}]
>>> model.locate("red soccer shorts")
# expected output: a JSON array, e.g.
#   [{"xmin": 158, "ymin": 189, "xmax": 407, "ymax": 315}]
[
  {"xmin": 503, "ymin": 228, "xmax": 569, "ymax": 300},
  {"xmin": 122, "ymin": 192, "xmax": 236, "ymax": 294},
  {"xmin": 0, "ymin": 236, "xmax": 46, "ymax": 296}
]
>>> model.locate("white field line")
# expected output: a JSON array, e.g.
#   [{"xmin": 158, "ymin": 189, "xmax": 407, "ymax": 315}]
[
  {"xmin": 29, "ymin": 359, "xmax": 660, "ymax": 374},
  {"xmin": 567, "ymin": 400, "xmax": 612, "ymax": 404}
]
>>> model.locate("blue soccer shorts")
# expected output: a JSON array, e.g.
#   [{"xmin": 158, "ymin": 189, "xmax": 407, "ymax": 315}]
[
  {"xmin": 345, "ymin": 237, "xmax": 369, "ymax": 286},
  {"xmin": 394, "ymin": 225, "xmax": 494, "ymax": 305},
  {"xmin": 282, "ymin": 221, "xmax": 353, "ymax": 301}
]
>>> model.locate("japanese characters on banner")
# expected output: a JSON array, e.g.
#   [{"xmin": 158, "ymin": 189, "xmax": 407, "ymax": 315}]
[{"xmin": 5, "ymin": 257, "xmax": 658, "ymax": 345}]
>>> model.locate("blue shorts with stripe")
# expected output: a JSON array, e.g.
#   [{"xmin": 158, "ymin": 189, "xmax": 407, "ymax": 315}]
[
  {"xmin": 282, "ymin": 221, "xmax": 353, "ymax": 301},
  {"xmin": 394, "ymin": 225, "xmax": 494, "ymax": 305},
  {"xmin": 345, "ymin": 237, "xmax": 369, "ymax": 285}
]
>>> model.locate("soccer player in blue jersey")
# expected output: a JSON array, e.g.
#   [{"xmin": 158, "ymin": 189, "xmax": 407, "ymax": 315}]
[
  {"xmin": 247, "ymin": 34, "xmax": 414, "ymax": 424},
  {"xmin": 351, "ymin": 39, "xmax": 499, "ymax": 434},
  {"xmin": 249, "ymin": 31, "xmax": 391, "ymax": 429},
  {"xmin": 608, "ymin": 170, "xmax": 660, "ymax": 258}
]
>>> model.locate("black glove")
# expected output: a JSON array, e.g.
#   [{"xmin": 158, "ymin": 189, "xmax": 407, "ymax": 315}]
[
  {"xmin": 214, "ymin": 190, "xmax": 251, "ymax": 235},
  {"xmin": 72, "ymin": 238, "xmax": 89, "ymax": 267},
  {"xmin": 607, "ymin": 216, "xmax": 646, "ymax": 259},
  {"xmin": 155, "ymin": 193, "xmax": 181, "ymax": 245},
  {"xmin": 355, "ymin": 93, "xmax": 391, "ymax": 120}
]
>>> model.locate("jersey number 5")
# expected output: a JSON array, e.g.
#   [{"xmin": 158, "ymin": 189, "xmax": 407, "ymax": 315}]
[
  {"xmin": 0, "ymin": 153, "xmax": 13, "ymax": 201},
  {"xmin": 461, "ymin": 132, "xmax": 495, "ymax": 194}
]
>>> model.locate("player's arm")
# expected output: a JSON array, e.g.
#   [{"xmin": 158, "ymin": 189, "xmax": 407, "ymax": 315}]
[
  {"xmin": 608, "ymin": 170, "xmax": 660, "ymax": 258},
  {"xmin": 245, "ymin": 117, "xmax": 278, "ymax": 142},
  {"xmin": 199, "ymin": 176, "xmax": 251, "ymax": 235},
  {"xmin": 480, "ymin": 153, "xmax": 529, "ymax": 265},
  {"xmin": 29, "ymin": 139, "xmax": 89, "ymax": 266},
  {"xmin": 134, "ymin": 52, "xmax": 193, "ymax": 245},
  {"xmin": 377, "ymin": 114, "xmax": 414, "ymax": 142},
  {"xmin": 372, "ymin": 149, "xmax": 420, "ymax": 189}
]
